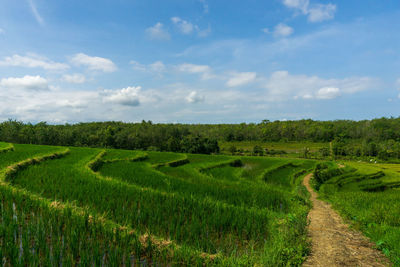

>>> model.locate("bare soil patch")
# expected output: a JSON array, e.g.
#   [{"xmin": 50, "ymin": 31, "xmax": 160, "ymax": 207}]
[{"xmin": 303, "ymin": 173, "xmax": 391, "ymax": 266}]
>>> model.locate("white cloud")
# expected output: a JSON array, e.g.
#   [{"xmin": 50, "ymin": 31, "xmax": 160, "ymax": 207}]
[
  {"xmin": 308, "ymin": 4, "xmax": 336, "ymax": 22},
  {"xmin": 149, "ymin": 61, "xmax": 165, "ymax": 72},
  {"xmin": 130, "ymin": 60, "xmax": 165, "ymax": 73},
  {"xmin": 282, "ymin": 0, "xmax": 309, "ymax": 13},
  {"xmin": 70, "ymin": 53, "xmax": 117, "ymax": 72},
  {"xmin": 61, "ymin": 73, "xmax": 86, "ymax": 84},
  {"xmin": 262, "ymin": 28, "xmax": 270, "ymax": 34},
  {"xmin": 178, "ymin": 63, "xmax": 210, "ymax": 73},
  {"xmin": 315, "ymin": 87, "xmax": 340, "ymax": 99},
  {"xmin": 0, "ymin": 54, "xmax": 69, "ymax": 71},
  {"xmin": 226, "ymin": 72, "xmax": 257, "ymax": 87},
  {"xmin": 171, "ymin": 17, "xmax": 211, "ymax": 37},
  {"xmin": 177, "ymin": 63, "xmax": 214, "ymax": 79},
  {"xmin": 186, "ymin": 91, "xmax": 204, "ymax": 103},
  {"xmin": 0, "ymin": 28, "xmax": 4, "ymax": 34},
  {"xmin": 274, "ymin": 23, "xmax": 294, "ymax": 37},
  {"xmin": 264, "ymin": 70, "xmax": 374, "ymax": 101},
  {"xmin": 282, "ymin": 0, "xmax": 336, "ymax": 23},
  {"xmin": 0, "ymin": 75, "xmax": 48, "ymax": 90},
  {"xmin": 171, "ymin": 17, "xmax": 194, "ymax": 34},
  {"xmin": 102, "ymin": 86, "xmax": 141, "ymax": 106},
  {"xmin": 28, "ymin": 0, "xmax": 44, "ymax": 26},
  {"xmin": 145, "ymin": 23, "xmax": 170, "ymax": 40}
]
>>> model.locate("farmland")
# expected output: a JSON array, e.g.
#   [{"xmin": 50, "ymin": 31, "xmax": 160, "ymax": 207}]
[
  {"xmin": 0, "ymin": 142, "xmax": 316, "ymax": 266},
  {"xmin": 315, "ymin": 160, "xmax": 400, "ymax": 265},
  {"xmin": 1, "ymin": 140, "xmax": 400, "ymax": 266}
]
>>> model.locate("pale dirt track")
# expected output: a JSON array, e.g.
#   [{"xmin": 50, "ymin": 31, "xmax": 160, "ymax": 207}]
[{"xmin": 302, "ymin": 173, "xmax": 391, "ymax": 267}]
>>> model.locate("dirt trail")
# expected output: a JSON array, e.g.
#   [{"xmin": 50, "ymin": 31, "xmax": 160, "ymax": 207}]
[{"xmin": 303, "ymin": 173, "xmax": 391, "ymax": 267}]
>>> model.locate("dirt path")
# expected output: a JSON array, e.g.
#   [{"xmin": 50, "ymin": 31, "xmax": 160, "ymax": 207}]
[{"xmin": 302, "ymin": 173, "xmax": 391, "ymax": 267}]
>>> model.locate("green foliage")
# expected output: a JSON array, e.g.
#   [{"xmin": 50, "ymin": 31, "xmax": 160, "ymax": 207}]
[
  {"xmin": 2, "ymin": 117, "xmax": 400, "ymax": 160},
  {"xmin": 253, "ymin": 145, "xmax": 264, "ymax": 156},
  {"xmin": 313, "ymin": 163, "xmax": 343, "ymax": 190},
  {"xmin": 0, "ymin": 143, "xmax": 315, "ymax": 266}
]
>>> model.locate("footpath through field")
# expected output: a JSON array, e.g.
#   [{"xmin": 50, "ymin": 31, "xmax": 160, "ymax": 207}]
[{"xmin": 303, "ymin": 173, "xmax": 391, "ymax": 267}]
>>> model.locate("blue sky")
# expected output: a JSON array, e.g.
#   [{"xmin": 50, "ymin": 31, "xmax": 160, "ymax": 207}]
[{"xmin": 0, "ymin": 0, "xmax": 399, "ymax": 123}]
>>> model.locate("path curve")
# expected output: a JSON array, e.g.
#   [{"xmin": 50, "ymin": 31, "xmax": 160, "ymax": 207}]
[{"xmin": 303, "ymin": 173, "xmax": 391, "ymax": 267}]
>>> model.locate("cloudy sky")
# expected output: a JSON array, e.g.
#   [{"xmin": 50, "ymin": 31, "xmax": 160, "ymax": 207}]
[{"xmin": 0, "ymin": 0, "xmax": 399, "ymax": 123}]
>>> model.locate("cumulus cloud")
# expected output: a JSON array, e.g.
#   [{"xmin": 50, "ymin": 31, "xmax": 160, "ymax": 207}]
[
  {"xmin": 145, "ymin": 23, "xmax": 170, "ymax": 40},
  {"xmin": 282, "ymin": 0, "xmax": 336, "ymax": 22},
  {"xmin": 0, "ymin": 75, "xmax": 48, "ymax": 90},
  {"xmin": 315, "ymin": 87, "xmax": 340, "ymax": 99},
  {"xmin": 171, "ymin": 17, "xmax": 211, "ymax": 37},
  {"xmin": 226, "ymin": 72, "xmax": 257, "ymax": 87},
  {"xmin": 186, "ymin": 91, "xmax": 205, "ymax": 103},
  {"xmin": 171, "ymin": 17, "xmax": 194, "ymax": 34},
  {"xmin": 282, "ymin": 0, "xmax": 309, "ymax": 13},
  {"xmin": 264, "ymin": 70, "xmax": 374, "ymax": 101},
  {"xmin": 149, "ymin": 61, "xmax": 166, "ymax": 72},
  {"xmin": 0, "ymin": 54, "xmax": 69, "ymax": 71},
  {"xmin": 274, "ymin": 23, "xmax": 294, "ymax": 37},
  {"xmin": 308, "ymin": 4, "xmax": 336, "ymax": 22},
  {"xmin": 70, "ymin": 53, "xmax": 117, "ymax": 72},
  {"xmin": 61, "ymin": 73, "xmax": 86, "ymax": 84},
  {"xmin": 102, "ymin": 86, "xmax": 141, "ymax": 106}
]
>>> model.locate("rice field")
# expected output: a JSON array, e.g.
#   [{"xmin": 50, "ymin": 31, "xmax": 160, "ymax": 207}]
[
  {"xmin": 0, "ymin": 142, "xmax": 316, "ymax": 266},
  {"xmin": 316, "ymin": 161, "xmax": 400, "ymax": 265}
]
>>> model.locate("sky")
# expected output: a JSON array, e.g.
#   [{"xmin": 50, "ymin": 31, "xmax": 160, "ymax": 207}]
[{"xmin": 0, "ymin": 0, "xmax": 399, "ymax": 124}]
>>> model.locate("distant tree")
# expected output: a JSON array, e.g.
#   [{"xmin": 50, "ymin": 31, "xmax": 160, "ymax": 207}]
[
  {"xmin": 319, "ymin": 147, "xmax": 330, "ymax": 158},
  {"xmin": 228, "ymin": 145, "xmax": 237, "ymax": 155},
  {"xmin": 253, "ymin": 145, "xmax": 264, "ymax": 156}
]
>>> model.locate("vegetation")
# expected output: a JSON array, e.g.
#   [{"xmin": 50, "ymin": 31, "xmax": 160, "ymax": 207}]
[
  {"xmin": 314, "ymin": 162, "xmax": 400, "ymax": 265},
  {"xmin": 0, "ymin": 142, "xmax": 316, "ymax": 266},
  {"xmin": 2, "ymin": 117, "xmax": 400, "ymax": 160}
]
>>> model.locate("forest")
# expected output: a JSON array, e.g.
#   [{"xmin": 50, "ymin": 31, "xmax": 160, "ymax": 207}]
[{"xmin": 0, "ymin": 117, "xmax": 400, "ymax": 159}]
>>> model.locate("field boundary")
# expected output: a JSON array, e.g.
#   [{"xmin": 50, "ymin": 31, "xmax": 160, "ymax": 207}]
[
  {"xmin": 2, "ymin": 149, "xmax": 70, "ymax": 181},
  {"xmin": 0, "ymin": 143, "xmax": 14, "ymax": 154},
  {"xmin": 88, "ymin": 150, "xmax": 150, "ymax": 172},
  {"xmin": 152, "ymin": 154, "xmax": 189, "ymax": 168}
]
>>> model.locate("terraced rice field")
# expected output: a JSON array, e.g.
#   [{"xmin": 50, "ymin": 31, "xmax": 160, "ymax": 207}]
[
  {"xmin": 0, "ymin": 142, "xmax": 316, "ymax": 266},
  {"xmin": 316, "ymin": 161, "xmax": 400, "ymax": 265}
]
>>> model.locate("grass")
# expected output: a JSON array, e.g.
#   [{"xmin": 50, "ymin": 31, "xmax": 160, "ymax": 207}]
[
  {"xmin": 316, "ymin": 161, "xmax": 400, "ymax": 265},
  {"xmin": 0, "ymin": 143, "xmax": 317, "ymax": 266},
  {"xmin": 0, "ymin": 142, "xmax": 10, "ymax": 149}
]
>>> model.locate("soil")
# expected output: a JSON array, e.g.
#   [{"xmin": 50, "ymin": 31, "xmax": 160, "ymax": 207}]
[{"xmin": 303, "ymin": 173, "xmax": 391, "ymax": 267}]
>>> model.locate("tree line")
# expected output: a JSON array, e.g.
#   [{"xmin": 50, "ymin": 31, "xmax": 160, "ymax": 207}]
[{"xmin": 1, "ymin": 117, "xmax": 400, "ymax": 157}]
